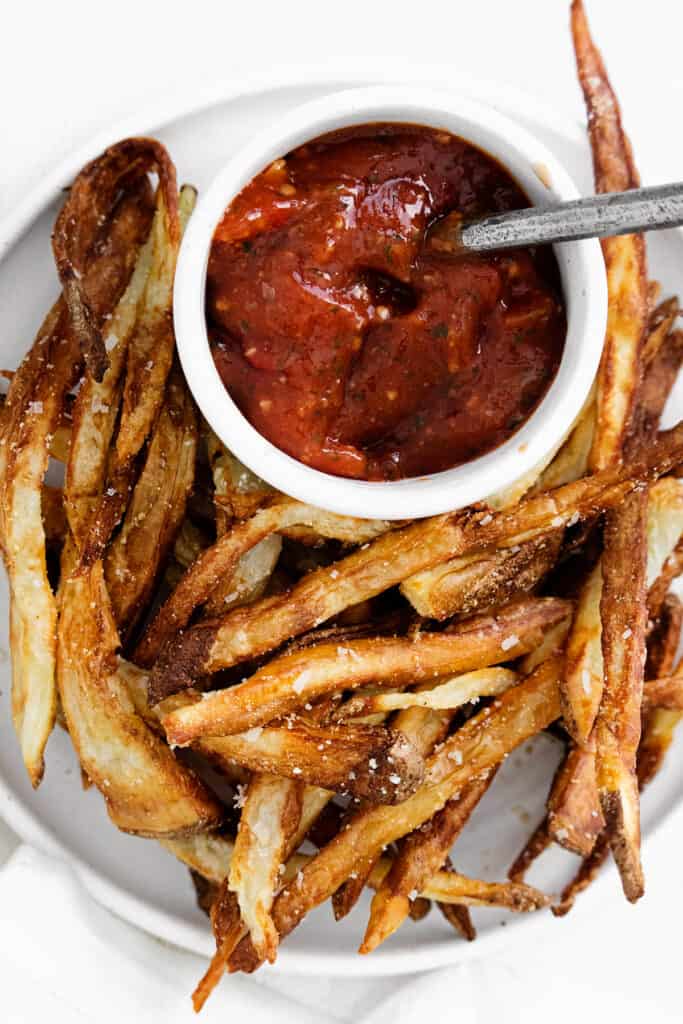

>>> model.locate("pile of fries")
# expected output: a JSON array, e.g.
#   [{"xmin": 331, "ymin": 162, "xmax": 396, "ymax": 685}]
[{"xmin": 3, "ymin": 0, "xmax": 683, "ymax": 1009}]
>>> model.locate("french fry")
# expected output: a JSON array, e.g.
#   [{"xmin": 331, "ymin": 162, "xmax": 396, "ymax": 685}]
[
  {"xmin": 150, "ymin": 422, "xmax": 683, "ymax": 699},
  {"xmin": 438, "ymin": 898, "xmax": 476, "ymax": 941},
  {"xmin": 105, "ymin": 367, "xmax": 197, "ymax": 635},
  {"xmin": 400, "ymin": 531, "xmax": 561, "ymax": 621},
  {"xmin": 361, "ymin": 770, "xmax": 497, "ymax": 953},
  {"xmin": 228, "ymin": 773, "xmax": 303, "ymax": 963},
  {"xmin": 546, "ymin": 743, "xmax": 603, "ymax": 856},
  {"xmin": 112, "ymin": 177, "xmax": 188, "ymax": 468},
  {"xmin": 161, "ymin": 598, "xmax": 570, "ymax": 743},
  {"xmin": 0, "ymin": 165, "xmax": 155, "ymax": 787},
  {"xmin": 205, "ymin": 535, "xmax": 282, "ymax": 616},
  {"xmin": 135, "ymin": 498, "xmax": 390, "ymax": 668},
  {"xmin": 226, "ymin": 658, "xmax": 562, "ymax": 973},
  {"xmin": 52, "ymin": 138, "xmax": 165, "ymax": 380},
  {"xmin": 161, "ymin": 833, "xmax": 235, "ymax": 885},
  {"xmin": 57, "ymin": 559, "xmax": 223, "ymax": 836},
  {"xmin": 648, "ymin": 536, "xmax": 683, "ymax": 621},
  {"xmin": 572, "ymin": 0, "xmax": 647, "ymax": 472},
  {"xmin": 64, "ymin": 214, "xmax": 155, "ymax": 545},
  {"xmin": 191, "ymin": 717, "xmax": 425, "ymax": 803},
  {"xmin": 339, "ymin": 667, "xmax": 518, "ymax": 717}
]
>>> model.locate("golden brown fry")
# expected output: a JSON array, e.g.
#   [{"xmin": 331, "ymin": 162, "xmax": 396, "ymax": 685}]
[
  {"xmin": 229, "ymin": 773, "xmax": 303, "ymax": 963},
  {"xmin": 57, "ymin": 560, "xmax": 222, "ymax": 836},
  {"xmin": 0, "ymin": 166, "xmax": 155, "ymax": 787},
  {"xmin": 546, "ymin": 743, "xmax": 604, "ymax": 855},
  {"xmin": 400, "ymin": 531, "xmax": 561, "ymax": 621},
  {"xmin": 561, "ymin": 562, "xmax": 603, "ymax": 745},
  {"xmin": 161, "ymin": 598, "xmax": 570, "ymax": 743},
  {"xmin": 595, "ymin": 491, "xmax": 648, "ymax": 901},
  {"xmin": 228, "ymin": 659, "xmax": 562, "ymax": 972},
  {"xmin": 161, "ymin": 833, "xmax": 235, "ymax": 884},
  {"xmin": 113, "ymin": 182, "xmax": 189, "ymax": 469},
  {"xmin": 193, "ymin": 882, "xmax": 244, "ymax": 1012},
  {"xmin": 53, "ymin": 137, "xmax": 172, "ymax": 380},
  {"xmin": 361, "ymin": 771, "xmax": 496, "ymax": 953},
  {"xmin": 105, "ymin": 368, "xmax": 197, "ymax": 634},
  {"xmin": 192, "ymin": 717, "xmax": 425, "ymax": 803},
  {"xmin": 151, "ymin": 422, "xmax": 683, "ymax": 698},
  {"xmin": 339, "ymin": 667, "xmax": 517, "ymax": 718},
  {"xmin": 572, "ymin": 0, "xmax": 647, "ymax": 471},
  {"xmin": 438, "ymin": 900, "xmax": 476, "ymax": 941},
  {"xmin": 205, "ymin": 535, "xmax": 282, "ymax": 617},
  {"xmin": 135, "ymin": 498, "xmax": 389, "ymax": 668},
  {"xmin": 64, "ymin": 216, "xmax": 155, "ymax": 545}
]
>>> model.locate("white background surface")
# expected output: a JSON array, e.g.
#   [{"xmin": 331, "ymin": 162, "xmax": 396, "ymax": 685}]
[{"xmin": 3, "ymin": 0, "xmax": 683, "ymax": 1020}]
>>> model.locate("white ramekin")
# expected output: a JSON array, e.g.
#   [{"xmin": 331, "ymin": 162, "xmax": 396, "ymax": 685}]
[{"xmin": 174, "ymin": 85, "xmax": 606, "ymax": 520}]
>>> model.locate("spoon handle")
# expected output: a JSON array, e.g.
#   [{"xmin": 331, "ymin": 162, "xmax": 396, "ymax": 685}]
[{"xmin": 432, "ymin": 182, "xmax": 683, "ymax": 254}]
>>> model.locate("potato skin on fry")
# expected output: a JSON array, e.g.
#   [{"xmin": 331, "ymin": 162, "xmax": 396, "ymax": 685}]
[
  {"xmin": 196, "ymin": 719, "xmax": 425, "ymax": 804},
  {"xmin": 53, "ymin": 137, "xmax": 174, "ymax": 381},
  {"xmin": 57, "ymin": 561, "xmax": 223, "ymax": 837}
]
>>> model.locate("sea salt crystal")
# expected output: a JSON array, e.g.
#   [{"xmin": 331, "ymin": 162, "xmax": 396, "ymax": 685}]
[
  {"xmin": 408, "ymin": 890, "xmax": 418, "ymax": 901},
  {"xmin": 448, "ymin": 749, "xmax": 463, "ymax": 765},
  {"xmin": 555, "ymin": 827, "xmax": 569, "ymax": 841},
  {"xmin": 27, "ymin": 401, "xmax": 43, "ymax": 414},
  {"xmin": 389, "ymin": 774, "xmax": 401, "ymax": 785},
  {"xmin": 622, "ymin": 628, "xmax": 632, "ymax": 640},
  {"xmin": 479, "ymin": 513, "xmax": 493, "ymax": 526},
  {"xmin": 551, "ymin": 516, "xmax": 564, "ymax": 528},
  {"xmin": 581, "ymin": 669, "xmax": 592, "ymax": 696},
  {"xmin": 292, "ymin": 766, "xmax": 302, "ymax": 775},
  {"xmin": 368, "ymin": 758, "xmax": 378, "ymax": 770},
  {"xmin": 501, "ymin": 634, "xmax": 519, "ymax": 652},
  {"xmin": 105, "ymin": 333, "xmax": 119, "ymax": 352}
]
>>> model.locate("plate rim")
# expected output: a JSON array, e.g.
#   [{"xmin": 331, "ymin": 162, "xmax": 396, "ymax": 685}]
[{"xmin": 0, "ymin": 63, "xmax": 679, "ymax": 977}]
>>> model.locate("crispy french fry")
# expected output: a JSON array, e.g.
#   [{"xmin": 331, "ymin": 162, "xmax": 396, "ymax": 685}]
[
  {"xmin": 135, "ymin": 498, "xmax": 389, "ymax": 668},
  {"xmin": 205, "ymin": 535, "xmax": 282, "ymax": 616},
  {"xmin": 112, "ymin": 177, "xmax": 188, "ymax": 467},
  {"xmin": 572, "ymin": 0, "xmax": 647, "ymax": 471},
  {"xmin": 561, "ymin": 562, "xmax": 603, "ymax": 745},
  {"xmin": 161, "ymin": 598, "xmax": 570, "ymax": 743},
  {"xmin": 57, "ymin": 559, "xmax": 222, "ymax": 836},
  {"xmin": 361, "ymin": 770, "xmax": 497, "ymax": 953},
  {"xmin": 105, "ymin": 367, "xmax": 197, "ymax": 634},
  {"xmin": 161, "ymin": 833, "xmax": 235, "ymax": 884},
  {"xmin": 228, "ymin": 773, "xmax": 303, "ymax": 963},
  {"xmin": 400, "ymin": 531, "xmax": 561, "ymax": 621},
  {"xmin": 52, "ymin": 138, "xmax": 165, "ymax": 380},
  {"xmin": 227, "ymin": 659, "xmax": 562, "ymax": 972},
  {"xmin": 438, "ymin": 899, "xmax": 476, "ymax": 941},
  {"xmin": 190, "ymin": 717, "xmax": 425, "ymax": 803},
  {"xmin": 339, "ymin": 667, "xmax": 517, "ymax": 717},
  {"xmin": 595, "ymin": 490, "xmax": 648, "ymax": 901},
  {"xmin": 0, "ymin": 166, "xmax": 155, "ymax": 787},
  {"xmin": 150, "ymin": 423, "xmax": 683, "ymax": 698},
  {"xmin": 547, "ymin": 743, "xmax": 603, "ymax": 855},
  {"xmin": 64, "ymin": 214, "xmax": 155, "ymax": 545}
]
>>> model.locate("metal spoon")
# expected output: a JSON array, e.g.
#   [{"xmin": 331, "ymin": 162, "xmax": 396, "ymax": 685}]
[{"xmin": 426, "ymin": 181, "xmax": 683, "ymax": 255}]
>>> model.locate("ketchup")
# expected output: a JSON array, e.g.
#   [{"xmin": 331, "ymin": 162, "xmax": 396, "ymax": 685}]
[{"xmin": 207, "ymin": 124, "xmax": 565, "ymax": 481}]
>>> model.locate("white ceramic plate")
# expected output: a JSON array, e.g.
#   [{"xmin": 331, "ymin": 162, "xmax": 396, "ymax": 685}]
[{"xmin": 1, "ymin": 67, "xmax": 682, "ymax": 978}]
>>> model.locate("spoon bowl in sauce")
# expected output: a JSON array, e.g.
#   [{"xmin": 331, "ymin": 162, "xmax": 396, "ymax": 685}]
[{"xmin": 174, "ymin": 85, "xmax": 607, "ymax": 519}]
